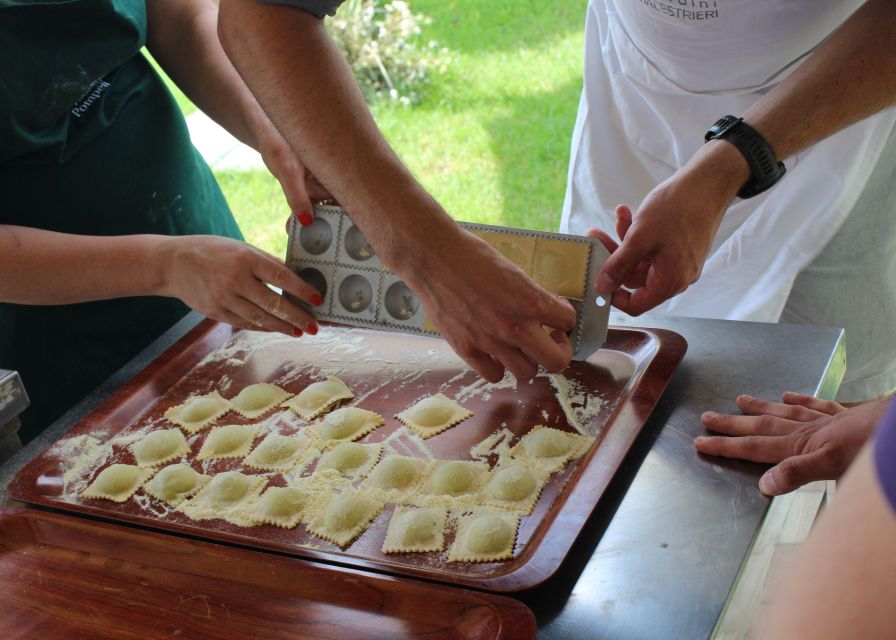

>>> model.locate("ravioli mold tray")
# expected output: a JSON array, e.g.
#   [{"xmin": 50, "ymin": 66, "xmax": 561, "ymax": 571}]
[{"xmin": 286, "ymin": 204, "xmax": 611, "ymax": 360}]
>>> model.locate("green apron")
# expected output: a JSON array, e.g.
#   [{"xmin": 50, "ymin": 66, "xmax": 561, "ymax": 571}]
[{"xmin": 0, "ymin": 0, "xmax": 242, "ymax": 443}]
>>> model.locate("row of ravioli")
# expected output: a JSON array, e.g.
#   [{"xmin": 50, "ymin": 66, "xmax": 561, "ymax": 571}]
[{"xmin": 79, "ymin": 376, "xmax": 594, "ymax": 561}]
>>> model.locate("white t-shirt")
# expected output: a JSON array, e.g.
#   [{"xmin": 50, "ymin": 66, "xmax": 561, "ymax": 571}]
[
  {"xmin": 611, "ymin": 0, "xmax": 860, "ymax": 93},
  {"xmin": 562, "ymin": 0, "xmax": 896, "ymax": 321}
]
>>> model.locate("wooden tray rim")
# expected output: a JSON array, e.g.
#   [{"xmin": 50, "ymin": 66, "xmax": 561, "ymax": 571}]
[{"xmin": 8, "ymin": 320, "xmax": 687, "ymax": 592}]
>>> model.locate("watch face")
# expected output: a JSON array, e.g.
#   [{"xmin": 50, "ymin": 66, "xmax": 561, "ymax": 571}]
[{"xmin": 705, "ymin": 116, "xmax": 739, "ymax": 141}]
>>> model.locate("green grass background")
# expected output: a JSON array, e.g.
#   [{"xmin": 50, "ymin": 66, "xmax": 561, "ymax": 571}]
[{"xmin": 164, "ymin": 0, "xmax": 587, "ymax": 257}]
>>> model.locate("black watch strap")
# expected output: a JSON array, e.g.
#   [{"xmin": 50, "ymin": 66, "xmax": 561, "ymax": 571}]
[{"xmin": 705, "ymin": 115, "xmax": 786, "ymax": 198}]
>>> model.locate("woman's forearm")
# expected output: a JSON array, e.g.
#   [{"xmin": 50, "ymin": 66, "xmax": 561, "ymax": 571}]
[
  {"xmin": 145, "ymin": 0, "xmax": 272, "ymax": 150},
  {"xmin": 0, "ymin": 225, "xmax": 169, "ymax": 305}
]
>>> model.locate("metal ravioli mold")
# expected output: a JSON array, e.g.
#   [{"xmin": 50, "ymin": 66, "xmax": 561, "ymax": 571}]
[{"xmin": 285, "ymin": 204, "xmax": 611, "ymax": 360}]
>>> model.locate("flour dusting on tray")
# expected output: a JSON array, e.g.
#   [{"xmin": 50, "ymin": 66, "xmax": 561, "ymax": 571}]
[{"xmin": 544, "ymin": 373, "xmax": 605, "ymax": 436}]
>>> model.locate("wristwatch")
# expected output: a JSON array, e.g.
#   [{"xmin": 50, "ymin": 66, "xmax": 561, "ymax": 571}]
[{"xmin": 704, "ymin": 115, "xmax": 786, "ymax": 198}]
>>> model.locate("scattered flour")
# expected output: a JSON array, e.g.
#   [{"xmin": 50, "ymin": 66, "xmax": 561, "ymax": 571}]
[
  {"xmin": 378, "ymin": 427, "xmax": 433, "ymax": 460},
  {"xmin": 469, "ymin": 427, "xmax": 516, "ymax": 464},
  {"xmin": 454, "ymin": 371, "xmax": 518, "ymax": 403},
  {"xmin": 543, "ymin": 373, "xmax": 606, "ymax": 436}
]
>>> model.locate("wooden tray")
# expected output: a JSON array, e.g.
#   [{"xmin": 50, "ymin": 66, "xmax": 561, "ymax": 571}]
[
  {"xmin": 8, "ymin": 320, "xmax": 686, "ymax": 592},
  {"xmin": 0, "ymin": 507, "xmax": 534, "ymax": 639}
]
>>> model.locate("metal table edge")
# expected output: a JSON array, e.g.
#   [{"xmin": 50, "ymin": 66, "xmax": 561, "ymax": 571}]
[{"xmin": 710, "ymin": 328, "xmax": 846, "ymax": 639}]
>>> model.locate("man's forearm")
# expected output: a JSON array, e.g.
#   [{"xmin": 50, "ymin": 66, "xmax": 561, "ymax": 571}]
[
  {"xmin": 0, "ymin": 225, "xmax": 168, "ymax": 305},
  {"xmin": 745, "ymin": 0, "xmax": 896, "ymax": 160},
  {"xmin": 217, "ymin": 0, "xmax": 464, "ymax": 276}
]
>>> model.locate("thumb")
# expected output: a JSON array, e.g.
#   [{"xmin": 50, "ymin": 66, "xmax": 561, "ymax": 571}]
[{"xmin": 759, "ymin": 448, "xmax": 831, "ymax": 496}]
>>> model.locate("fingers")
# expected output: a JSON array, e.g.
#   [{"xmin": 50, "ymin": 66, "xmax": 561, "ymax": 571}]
[
  {"xmin": 736, "ymin": 394, "xmax": 826, "ymax": 422},
  {"xmin": 281, "ymin": 172, "xmax": 312, "ymax": 226},
  {"xmin": 218, "ymin": 309, "xmax": 264, "ymax": 333},
  {"xmin": 615, "ymin": 204, "xmax": 633, "ymax": 240},
  {"xmin": 227, "ymin": 294, "xmax": 301, "ymax": 335},
  {"xmin": 250, "ymin": 251, "xmax": 324, "ymax": 306},
  {"xmin": 462, "ymin": 350, "xmax": 506, "ymax": 384},
  {"xmin": 228, "ymin": 249, "xmax": 321, "ymax": 335},
  {"xmin": 594, "ymin": 207, "xmax": 654, "ymax": 296},
  {"xmin": 519, "ymin": 323, "xmax": 573, "ymax": 375},
  {"xmin": 535, "ymin": 292, "xmax": 577, "ymax": 334},
  {"xmin": 758, "ymin": 448, "xmax": 835, "ymax": 496},
  {"xmin": 595, "ymin": 241, "xmax": 649, "ymax": 296},
  {"xmin": 693, "ymin": 432, "xmax": 794, "ymax": 464},
  {"xmin": 586, "ymin": 227, "xmax": 618, "ymax": 253},
  {"xmin": 700, "ymin": 411, "xmax": 801, "ymax": 437},
  {"xmin": 260, "ymin": 139, "xmax": 314, "ymax": 227},
  {"xmin": 586, "ymin": 228, "xmax": 649, "ymax": 293},
  {"xmin": 781, "ymin": 391, "xmax": 846, "ymax": 416},
  {"xmin": 241, "ymin": 281, "xmax": 317, "ymax": 330},
  {"xmin": 493, "ymin": 345, "xmax": 539, "ymax": 382}
]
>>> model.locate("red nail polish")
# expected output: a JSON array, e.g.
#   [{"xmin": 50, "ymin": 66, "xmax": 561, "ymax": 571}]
[
  {"xmin": 309, "ymin": 293, "xmax": 324, "ymax": 306},
  {"xmin": 297, "ymin": 211, "xmax": 313, "ymax": 226},
  {"xmin": 306, "ymin": 323, "xmax": 318, "ymax": 335},
  {"xmin": 292, "ymin": 327, "xmax": 303, "ymax": 337}
]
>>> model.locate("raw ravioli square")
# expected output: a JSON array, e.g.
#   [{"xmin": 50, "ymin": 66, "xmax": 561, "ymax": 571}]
[
  {"xmin": 143, "ymin": 463, "xmax": 210, "ymax": 506},
  {"xmin": 308, "ymin": 406, "xmax": 383, "ymax": 449},
  {"xmin": 481, "ymin": 463, "xmax": 549, "ymax": 514},
  {"xmin": 242, "ymin": 486, "xmax": 313, "ymax": 528},
  {"xmin": 179, "ymin": 471, "xmax": 266, "ymax": 524},
  {"xmin": 229, "ymin": 383, "xmax": 292, "ymax": 419},
  {"xmin": 415, "ymin": 460, "xmax": 488, "ymax": 508},
  {"xmin": 243, "ymin": 432, "xmax": 318, "ymax": 472},
  {"xmin": 82, "ymin": 464, "xmax": 154, "ymax": 502},
  {"xmin": 395, "ymin": 394, "xmax": 473, "ymax": 439},
  {"xmin": 510, "ymin": 425, "xmax": 593, "ymax": 472},
  {"xmin": 532, "ymin": 237, "xmax": 589, "ymax": 300},
  {"xmin": 307, "ymin": 491, "xmax": 384, "ymax": 548},
  {"xmin": 448, "ymin": 511, "xmax": 520, "ymax": 563},
  {"xmin": 131, "ymin": 428, "xmax": 188, "ymax": 467},
  {"xmin": 314, "ymin": 442, "xmax": 382, "ymax": 480},
  {"xmin": 197, "ymin": 424, "xmax": 260, "ymax": 461},
  {"xmin": 281, "ymin": 376, "xmax": 354, "ymax": 420},
  {"xmin": 382, "ymin": 506, "xmax": 448, "ymax": 554},
  {"xmin": 164, "ymin": 391, "xmax": 230, "ymax": 434},
  {"xmin": 359, "ymin": 455, "xmax": 430, "ymax": 503}
]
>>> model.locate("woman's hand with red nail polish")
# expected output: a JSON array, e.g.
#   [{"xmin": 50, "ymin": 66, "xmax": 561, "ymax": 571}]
[{"xmin": 159, "ymin": 235, "xmax": 324, "ymax": 337}]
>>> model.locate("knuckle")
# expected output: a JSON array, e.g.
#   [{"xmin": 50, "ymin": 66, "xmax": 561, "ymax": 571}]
[
  {"xmin": 221, "ymin": 271, "xmax": 242, "ymax": 291},
  {"xmin": 741, "ymin": 435, "xmax": 761, "ymax": 454},
  {"xmin": 270, "ymin": 268, "xmax": 290, "ymax": 288},
  {"xmin": 790, "ymin": 428, "xmax": 815, "ymax": 455},
  {"xmin": 824, "ymin": 444, "xmax": 847, "ymax": 474},
  {"xmin": 250, "ymin": 308, "xmax": 267, "ymax": 327}
]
